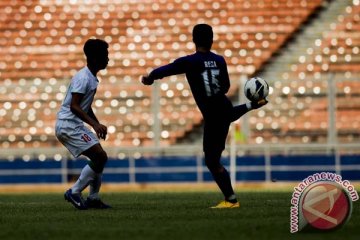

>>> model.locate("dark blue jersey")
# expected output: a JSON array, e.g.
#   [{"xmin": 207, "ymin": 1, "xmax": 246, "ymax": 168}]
[{"xmin": 148, "ymin": 51, "xmax": 231, "ymax": 115}]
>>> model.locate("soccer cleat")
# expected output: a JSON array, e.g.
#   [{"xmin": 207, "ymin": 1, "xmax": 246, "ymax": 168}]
[
  {"xmin": 210, "ymin": 200, "xmax": 240, "ymax": 209},
  {"xmin": 251, "ymin": 98, "xmax": 268, "ymax": 109},
  {"xmin": 85, "ymin": 198, "xmax": 112, "ymax": 209},
  {"xmin": 64, "ymin": 189, "xmax": 87, "ymax": 210}
]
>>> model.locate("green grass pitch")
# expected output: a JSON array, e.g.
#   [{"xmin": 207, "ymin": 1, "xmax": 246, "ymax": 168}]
[{"xmin": 0, "ymin": 191, "xmax": 358, "ymax": 240}]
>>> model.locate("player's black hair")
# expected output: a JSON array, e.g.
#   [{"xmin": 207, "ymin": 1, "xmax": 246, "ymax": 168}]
[
  {"xmin": 83, "ymin": 38, "xmax": 109, "ymax": 60},
  {"xmin": 192, "ymin": 24, "xmax": 213, "ymax": 50}
]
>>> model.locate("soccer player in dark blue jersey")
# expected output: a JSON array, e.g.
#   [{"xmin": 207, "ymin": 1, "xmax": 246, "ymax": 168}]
[{"xmin": 142, "ymin": 24, "xmax": 267, "ymax": 208}]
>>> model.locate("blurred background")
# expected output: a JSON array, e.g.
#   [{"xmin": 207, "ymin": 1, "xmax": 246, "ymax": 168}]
[{"xmin": 0, "ymin": 0, "xmax": 359, "ymax": 186}]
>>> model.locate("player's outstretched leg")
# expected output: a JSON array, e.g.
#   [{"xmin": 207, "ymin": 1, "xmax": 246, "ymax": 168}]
[
  {"xmin": 231, "ymin": 104, "xmax": 250, "ymax": 122},
  {"xmin": 231, "ymin": 99, "xmax": 268, "ymax": 122}
]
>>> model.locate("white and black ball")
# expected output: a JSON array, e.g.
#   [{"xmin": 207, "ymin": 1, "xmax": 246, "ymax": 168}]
[{"xmin": 244, "ymin": 77, "xmax": 269, "ymax": 101}]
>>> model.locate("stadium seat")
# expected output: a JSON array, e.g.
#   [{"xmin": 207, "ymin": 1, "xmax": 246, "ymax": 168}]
[
  {"xmin": 258, "ymin": 1, "xmax": 360, "ymax": 144},
  {"xmin": 0, "ymin": 0, "xmax": 332, "ymax": 149}
]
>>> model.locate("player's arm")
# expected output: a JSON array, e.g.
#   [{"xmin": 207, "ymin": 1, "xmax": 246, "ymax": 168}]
[
  {"xmin": 87, "ymin": 107, "xmax": 108, "ymax": 139},
  {"xmin": 87, "ymin": 107, "xmax": 100, "ymax": 124},
  {"xmin": 142, "ymin": 58, "xmax": 186, "ymax": 85},
  {"xmin": 70, "ymin": 93, "xmax": 107, "ymax": 140}
]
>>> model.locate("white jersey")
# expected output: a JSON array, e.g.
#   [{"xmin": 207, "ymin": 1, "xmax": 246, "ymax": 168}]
[{"xmin": 57, "ymin": 66, "xmax": 99, "ymax": 125}]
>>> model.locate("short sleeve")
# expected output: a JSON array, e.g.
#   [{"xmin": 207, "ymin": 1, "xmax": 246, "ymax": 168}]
[{"xmin": 70, "ymin": 77, "xmax": 88, "ymax": 94}]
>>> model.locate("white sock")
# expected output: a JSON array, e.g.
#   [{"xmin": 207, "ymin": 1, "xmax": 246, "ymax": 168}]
[
  {"xmin": 71, "ymin": 165, "xmax": 96, "ymax": 194},
  {"xmin": 227, "ymin": 194, "xmax": 237, "ymax": 201},
  {"xmin": 88, "ymin": 172, "xmax": 102, "ymax": 200}
]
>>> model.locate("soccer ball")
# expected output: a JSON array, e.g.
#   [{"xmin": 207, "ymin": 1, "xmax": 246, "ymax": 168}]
[{"xmin": 244, "ymin": 77, "xmax": 269, "ymax": 101}]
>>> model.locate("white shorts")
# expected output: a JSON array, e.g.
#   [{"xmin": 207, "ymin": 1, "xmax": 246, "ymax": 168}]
[{"xmin": 55, "ymin": 120, "xmax": 99, "ymax": 158}]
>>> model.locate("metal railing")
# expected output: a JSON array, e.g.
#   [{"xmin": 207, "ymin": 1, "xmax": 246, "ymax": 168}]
[{"xmin": 1, "ymin": 142, "xmax": 360, "ymax": 184}]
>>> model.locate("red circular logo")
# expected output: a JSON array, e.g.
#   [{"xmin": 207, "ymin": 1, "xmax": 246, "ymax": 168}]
[{"xmin": 301, "ymin": 181, "xmax": 352, "ymax": 231}]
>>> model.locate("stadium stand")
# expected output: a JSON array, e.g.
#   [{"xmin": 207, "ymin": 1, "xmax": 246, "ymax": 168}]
[
  {"xmin": 255, "ymin": 0, "xmax": 360, "ymax": 144},
  {"xmin": 1, "ymin": 0, "xmax": 360, "ymax": 185},
  {"xmin": 0, "ymin": 0, "xmax": 324, "ymax": 149}
]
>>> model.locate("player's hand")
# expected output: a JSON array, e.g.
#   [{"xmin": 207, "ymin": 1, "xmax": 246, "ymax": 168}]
[
  {"xmin": 141, "ymin": 75, "xmax": 154, "ymax": 85},
  {"xmin": 251, "ymin": 98, "xmax": 268, "ymax": 109},
  {"xmin": 93, "ymin": 123, "xmax": 108, "ymax": 140}
]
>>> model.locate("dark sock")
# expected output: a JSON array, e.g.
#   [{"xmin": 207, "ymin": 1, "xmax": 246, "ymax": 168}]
[
  {"xmin": 210, "ymin": 167, "xmax": 236, "ymax": 201},
  {"xmin": 226, "ymin": 195, "xmax": 238, "ymax": 203}
]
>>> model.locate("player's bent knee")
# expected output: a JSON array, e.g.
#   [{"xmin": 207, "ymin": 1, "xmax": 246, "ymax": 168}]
[
  {"xmin": 93, "ymin": 150, "xmax": 108, "ymax": 172},
  {"xmin": 83, "ymin": 145, "xmax": 108, "ymax": 173},
  {"xmin": 89, "ymin": 156, "xmax": 107, "ymax": 173},
  {"xmin": 97, "ymin": 149, "xmax": 108, "ymax": 163}
]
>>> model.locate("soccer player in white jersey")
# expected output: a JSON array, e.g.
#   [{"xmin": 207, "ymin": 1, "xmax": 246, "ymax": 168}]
[{"xmin": 55, "ymin": 39, "xmax": 110, "ymax": 210}]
